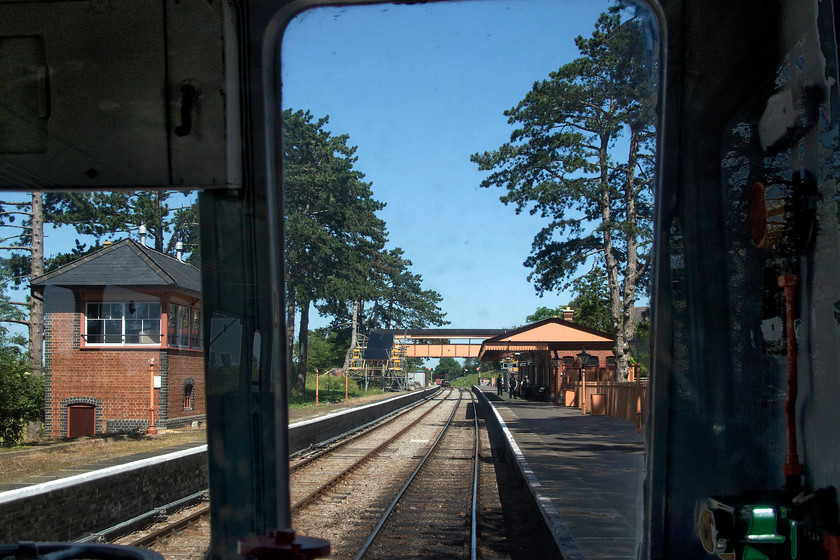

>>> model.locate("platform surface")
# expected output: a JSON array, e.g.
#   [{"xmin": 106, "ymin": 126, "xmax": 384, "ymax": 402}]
[{"xmin": 477, "ymin": 384, "xmax": 646, "ymax": 560}]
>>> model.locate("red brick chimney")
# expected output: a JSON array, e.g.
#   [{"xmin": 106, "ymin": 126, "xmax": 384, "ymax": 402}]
[{"xmin": 562, "ymin": 307, "xmax": 574, "ymax": 322}]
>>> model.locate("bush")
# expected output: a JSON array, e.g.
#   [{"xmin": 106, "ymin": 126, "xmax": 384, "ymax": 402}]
[{"xmin": 0, "ymin": 337, "xmax": 43, "ymax": 446}]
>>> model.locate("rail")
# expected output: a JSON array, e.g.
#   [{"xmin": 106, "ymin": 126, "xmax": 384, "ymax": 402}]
[{"xmin": 353, "ymin": 388, "xmax": 479, "ymax": 560}]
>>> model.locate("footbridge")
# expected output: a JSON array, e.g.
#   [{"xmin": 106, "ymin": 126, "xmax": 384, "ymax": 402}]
[
  {"xmin": 377, "ymin": 329, "xmax": 508, "ymax": 358},
  {"xmin": 347, "ymin": 329, "xmax": 506, "ymax": 390}
]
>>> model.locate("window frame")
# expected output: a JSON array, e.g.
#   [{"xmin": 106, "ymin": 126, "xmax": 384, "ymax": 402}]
[
  {"xmin": 168, "ymin": 303, "xmax": 204, "ymax": 350},
  {"xmin": 84, "ymin": 301, "xmax": 162, "ymax": 346}
]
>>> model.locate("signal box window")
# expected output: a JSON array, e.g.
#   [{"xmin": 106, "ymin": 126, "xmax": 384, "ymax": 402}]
[
  {"xmin": 86, "ymin": 302, "xmax": 161, "ymax": 345},
  {"xmin": 168, "ymin": 304, "xmax": 203, "ymax": 349}
]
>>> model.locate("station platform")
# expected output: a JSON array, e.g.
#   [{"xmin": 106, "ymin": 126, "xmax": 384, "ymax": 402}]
[{"xmin": 475, "ymin": 385, "xmax": 646, "ymax": 560}]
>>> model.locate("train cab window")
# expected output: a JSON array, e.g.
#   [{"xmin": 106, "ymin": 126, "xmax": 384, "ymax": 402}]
[{"xmin": 274, "ymin": 2, "xmax": 658, "ymax": 553}]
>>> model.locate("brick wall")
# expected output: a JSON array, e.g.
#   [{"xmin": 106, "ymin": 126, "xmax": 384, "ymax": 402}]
[
  {"xmin": 166, "ymin": 350, "xmax": 206, "ymax": 423},
  {"xmin": 42, "ymin": 287, "xmax": 205, "ymax": 438},
  {"xmin": 0, "ymin": 447, "xmax": 208, "ymax": 542}
]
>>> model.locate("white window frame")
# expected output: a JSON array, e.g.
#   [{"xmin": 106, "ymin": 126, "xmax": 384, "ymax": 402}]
[{"xmin": 84, "ymin": 302, "xmax": 162, "ymax": 346}]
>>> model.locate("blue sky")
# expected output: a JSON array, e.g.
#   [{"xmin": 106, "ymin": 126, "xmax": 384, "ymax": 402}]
[{"xmin": 281, "ymin": 0, "xmax": 616, "ymax": 331}]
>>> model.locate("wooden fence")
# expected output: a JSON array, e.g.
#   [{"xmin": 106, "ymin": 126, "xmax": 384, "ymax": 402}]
[{"xmin": 563, "ymin": 380, "xmax": 648, "ymax": 425}]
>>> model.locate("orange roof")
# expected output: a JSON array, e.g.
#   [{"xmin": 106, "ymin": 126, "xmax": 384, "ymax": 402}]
[{"xmin": 478, "ymin": 318, "xmax": 614, "ymax": 361}]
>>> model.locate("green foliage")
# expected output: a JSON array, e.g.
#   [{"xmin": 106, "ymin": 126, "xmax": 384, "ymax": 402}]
[
  {"xmin": 479, "ymin": 361, "xmax": 502, "ymax": 375},
  {"xmin": 283, "ymin": 109, "xmax": 389, "ymax": 393},
  {"xmin": 449, "ymin": 373, "xmax": 480, "ymax": 388},
  {"xmin": 569, "ymin": 265, "xmax": 612, "ymax": 332},
  {"xmin": 43, "ymin": 191, "xmax": 198, "ymax": 260},
  {"xmin": 283, "ymin": 109, "xmax": 448, "ymax": 392},
  {"xmin": 462, "ymin": 357, "xmax": 481, "ymax": 376},
  {"xmin": 283, "ymin": 108, "xmax": 387, "ymax": 311},
  {"xmin": 365, "ymin": 248, "xmax": 448, "ymax": 330},
  {"xmin": 306, "ymin": 329, "xmax": 349, "ymax": 374},
  {"xmin": 434, "ymin": 357, "xmax": 463, "ymax": 381},
  {"xmin": 0, "ymin": 328, "xmax": 42, "ymax": 446},
  {"xmin": 526, "ymin": 305, "xmax": 565, "ymax": 323},
  {"xmin": 44, "ymin": 240, "xmax": 104, "ymax": 272},
  {"xmin": 629, "ymin": 317, "xmax": 650, "ymax": 376},
  {"xmin": 471, "ymin": 9, "xmax": 655, "ymax": 296}
]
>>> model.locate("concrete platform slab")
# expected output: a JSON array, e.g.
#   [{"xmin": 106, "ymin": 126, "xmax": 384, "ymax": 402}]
[{"xmin": 476, "ymin": 385, "xmax": 645, "ymax": 560}]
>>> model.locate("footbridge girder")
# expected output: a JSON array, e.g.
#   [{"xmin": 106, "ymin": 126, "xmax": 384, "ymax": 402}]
[{"xmin": 377, "ymin": 329, "xmax": 508, "ymax": 359}]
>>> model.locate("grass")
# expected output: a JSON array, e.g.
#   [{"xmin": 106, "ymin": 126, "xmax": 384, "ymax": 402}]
[
  {"xmin": 0, "ymin": 428, "xmax": 207, "ymax": 484},
  {"xmin": 0, "ymin": 374, "xmax": 406, "ymax": 484},
  {"xmin": 449, "ymin": 373, "xmax": 481, "ymax": 387},
  {"xmin": 288, "ymin": 373, "xmax": 385, "ymax": 408}
]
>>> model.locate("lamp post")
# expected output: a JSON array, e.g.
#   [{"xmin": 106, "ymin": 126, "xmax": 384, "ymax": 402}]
[
  {"xmin": 551, "ymin": 352, "xmax": 563, "ymax": 406},
  {"xmin": 577, "ymin": 348, "xmax": 591, "ymax": 415},
  {"xmin": 315, "ymin": 369, "xmax": 319, "ymax": 406},
  {"xmin": 147, "ymin": 358, "xmax": 157, "ymax": 435}
]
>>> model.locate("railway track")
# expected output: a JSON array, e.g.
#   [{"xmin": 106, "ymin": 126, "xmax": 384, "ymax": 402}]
[
  {"xmin": 109, "ymin": 387, "xmax": 533, "ymax": 559},
  {"xmin": 353, "ymin": 390, "xmax": 480, "ymax": 560},
  {"xmin": 106, "ymin": 387, "xmax": 551, "ymax": 559}
]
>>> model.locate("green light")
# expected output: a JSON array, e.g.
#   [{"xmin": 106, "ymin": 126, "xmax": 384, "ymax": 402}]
[{"xmin": 746, "ymin": 506, "xmax": 786, "ymax": 543}]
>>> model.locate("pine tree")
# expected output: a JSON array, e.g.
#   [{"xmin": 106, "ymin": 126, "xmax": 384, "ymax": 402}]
[{"xmin": 471, "ymin": 8, "xmax": 656, "ymax": 380}]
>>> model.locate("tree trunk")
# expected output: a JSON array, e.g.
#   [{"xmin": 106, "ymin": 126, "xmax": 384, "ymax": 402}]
[
  {"xmin": 27, "ymin": 193, "xmax": 44, "ymax": 441},
  {"xmin": 29, "ymin": 192, "xmax": 44, "ymax": 376},
  {"xmin": 286, "ymin": 284, "xmax": 296, "ymax": 395},
  {"xmin": 342, "ymin": 300, "xmax": 359, "ymax": 372},
  {"xmin": 296, "ymin": 300, "xmax": 310, "ymax": 395}
]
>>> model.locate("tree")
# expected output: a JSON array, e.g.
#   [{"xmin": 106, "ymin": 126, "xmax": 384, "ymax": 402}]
[
  {"xmin": 282, "ymin": 109, "xmax": 387, "ymax": 395},
  {"xmin": 568, "ymin": 265, "xmax": 612, "ymax": 332},
  {"xmin": 365, "ymin": 248, "xmax": 448, "ymax": 330},
  {"xmin": 43, "ymin": 191, "xmax": 199, "ymax": 260},
  {"xmin": 0, "ymin": 327, "xmax": 43, "ymax": 446},
  {"xmin": 471, "ymin": 8, "xmax": 656, "ymax": 381},
  {"xmin": 0, "ymin": 194, "xmax": 44, "ymax": 375},
  {"xmin": 526, "ymin": 305, "xmax": 564, "ymax": 323},
  {"xmin": 305, "ymin": 328, "xmax": 349, "ymax": 375},
  {"xmin": 434, "ymin": 357, "xmax": 462, "ymax": 381},
  {"xmin": 463, "ymin": 357, "xmax": 481, "ymax": 376}
]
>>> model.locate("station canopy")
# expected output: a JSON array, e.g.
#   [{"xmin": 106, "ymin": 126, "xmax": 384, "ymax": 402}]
[{"xmin": 478, "ymin": 318, "xmax": 615, "ymax": 361}]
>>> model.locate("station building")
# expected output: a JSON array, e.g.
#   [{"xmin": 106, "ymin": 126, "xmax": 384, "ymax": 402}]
[
  {"xmin": 477, "ymin": 313, "xmax": 618, "ymax": 400},
  {"xmin": 30, "ymin": 238, "xmax": 205, "ymax": 439}
]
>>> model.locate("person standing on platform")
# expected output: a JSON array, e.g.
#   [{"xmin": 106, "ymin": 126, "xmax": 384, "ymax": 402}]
[
  {"xmin": 509, "ymin": 376, "xmax": 517, "ymax": 399},
  {"xmin": 496, "ymin": 374, "xmax": 503, "ymax": 395}
]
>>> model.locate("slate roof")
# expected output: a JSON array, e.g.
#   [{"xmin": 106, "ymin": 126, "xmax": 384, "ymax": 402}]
[
  {"xmin": 364, "ymin": 331, "xmax": 394, "ymax": 360},
  {"xmin": 30, "ymin": 238, "xmax": 201, "ymax": 295}
]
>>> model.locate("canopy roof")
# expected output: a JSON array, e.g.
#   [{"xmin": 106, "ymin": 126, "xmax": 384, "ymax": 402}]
[{"xmin": 478, "ymin": 317, "xmax": 614, "ymax": 361}]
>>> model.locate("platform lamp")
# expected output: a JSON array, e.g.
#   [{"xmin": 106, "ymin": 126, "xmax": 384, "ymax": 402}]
[
  {"xmin": 551, "ymin": 351, "xmax": 563, "ymax": 405},
  {"xmin": 147, "ymin": 358, "xmax": 157, "ymax": 434},
  {"xmin": 577, "ymin": 348, "xmax": 591, "ymax": 415}
]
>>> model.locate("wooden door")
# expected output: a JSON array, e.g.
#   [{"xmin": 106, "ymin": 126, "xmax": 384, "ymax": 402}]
[{"xmin": 68, "ymin": 404, "xmax": 95, "ymax": 438}]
